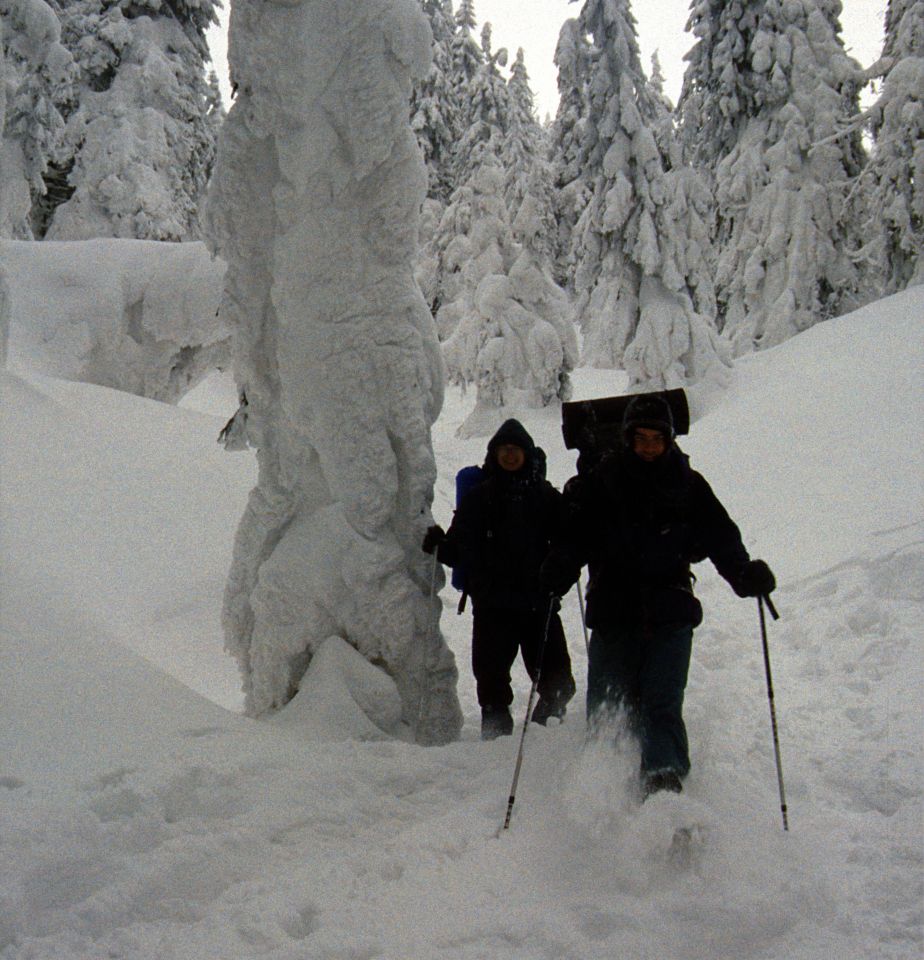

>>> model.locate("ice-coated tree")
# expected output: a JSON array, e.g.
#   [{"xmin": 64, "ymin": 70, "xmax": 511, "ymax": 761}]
[
  {"xmin": 440, "ymin": 158, "xmax": 576, "ymax": 436},
  {"xmin": 419, "ymin": 15, "xmax": 511, "ymax": 317},
  {"xmin": 502, "ymin": 49, "xmax": 543, "ymax": 217},
  {"xmin": 42, "ymin": 0, "xmax": 219, "ymax": 240},
  {"xmin": 649, "ymin": 50, "xmax": 672, "ymax": 111},
  {"xmin": 205, "ymin": 0, "xmax": 462, "ymax": 745},
  {"xmin": 411, "ymin": 0, "xmax": 459, "ymax": 204},
  {"xmin": 453, "ymin": 22, "xmax": 510, "ymax": 185},
  {"xmin": 679, "ymin": 0, "xmax": 866, "ymax": 353},
  {"xmin": 502, "ymin": 47, "xmax": 558, "ymax": 272},
  {"xmin": 0, "ymin": 0, "xmax": 74, "ymax": 237},
  {"xmin": 549, "ymin": 17, "xmax": 594, "ymax": 287},
  {"xmin": 449, "ymin": 0, "xmax": 481, "ymax": 91},
  {"xmin": 566, "ymin": 0, "xmax": 727, "ymax": 388},
  {"xmin": 863, "ymin": 0, "xmax": 923, "ymax": 292}
]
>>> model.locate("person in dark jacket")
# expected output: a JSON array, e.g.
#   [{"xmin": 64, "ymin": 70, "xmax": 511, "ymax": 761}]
[
  {"xmin": 540, "ymin": 395, "xmax": 775, "ymax": 796},
  {"xmin": 423, "ymin": 419, "xmax": 576, "ymax": 740}
]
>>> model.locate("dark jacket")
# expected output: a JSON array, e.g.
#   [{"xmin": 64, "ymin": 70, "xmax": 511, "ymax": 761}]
[
  {"xmin": 438, "ymin": 420, "xmax": 563, "ymax": 611},
  {"xmin": 555, "ymin": 445, "xmax": 750, "ymax": 629}
]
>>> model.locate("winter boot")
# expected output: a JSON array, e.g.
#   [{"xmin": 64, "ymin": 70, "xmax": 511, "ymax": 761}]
[
  {"xmin": 531, "ymin": 697, "xmax": 567, "ymax": 726},
  {"xmin": 481, "ymin": 705, "xmax": 514, "ymax": 740},
  {"xmin": 642, "ymin": 769, "xmax": 683, "ymax": 799}
]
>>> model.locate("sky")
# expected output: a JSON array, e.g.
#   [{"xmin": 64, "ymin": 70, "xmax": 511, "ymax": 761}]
[{"xmin": 206, "ymin": 1, "xmax": 888, "ymax": 120}]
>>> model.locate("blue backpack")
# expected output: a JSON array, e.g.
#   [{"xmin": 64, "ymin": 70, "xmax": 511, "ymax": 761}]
[
  {"xmin": 450, "ymin": 448, "xmax": 547, "ymax": 603},
  {"xmin": 451, "ymin": 464, "xmax": 485, "ymax": 593}
]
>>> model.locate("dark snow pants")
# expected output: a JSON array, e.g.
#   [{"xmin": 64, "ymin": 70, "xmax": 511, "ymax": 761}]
[
  {"xmin": 471, "ymin": 604, "xmax": 576, "ymax": 713},
  {"xmin": 586, "ymin": 621, "xmax": 693, "ymax": 778}
]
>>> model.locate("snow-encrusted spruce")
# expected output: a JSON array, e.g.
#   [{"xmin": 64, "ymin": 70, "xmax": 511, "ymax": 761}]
[
  {"xmin": 205, "ymin": 0, "xmax": 463, "ymax": 745},
  {"xmin": 502, "ymin": 48, "xmax": 557, "ymax": 269},
  {"xmin": 679, "ymin": 0, "xmax": 866, "ymax": 353},
  {"xmin": 410, "ymin": 0, "xmax": 459, "ymax": 206},
  {"xmin": 863, "ymin": 0, "xmax": 923, "ymax": 293},
  {"xmin": 42, "ymin": 0, "xmax": 219, "ymax": 241},
  {"xmin": 419, "ymin": 14, "xmax": 508, "ymax": 319},
  {"xmin": 437, "ymin": 158, "xmax": 577, "ymax": 437},
  {"xmin": 451, "ymin": 0, "xmax": 481, "ymax": 81},
  {"xmin": 549, "ymin": 18, "xmax": 594, "ymax": 288},
  {"xmin": 562, "ymin": 0, "xmax": 728, "ymax": 389},
  {"xmin": 0, "ymin": 0, "xmax": 74, "ymax": 238},
  {"xmin": 454, "ymin": 22, "xmax": 510, "ymax": 187}
]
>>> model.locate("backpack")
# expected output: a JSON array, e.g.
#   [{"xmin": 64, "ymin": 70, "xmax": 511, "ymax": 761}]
[
  {"xmin": 561, "ymin": 388, "xmax": 689, "ymax": 473},
  {"xmin": 450, "ymin": 448, "xmax": 549, "ymax": 609},
  {"xmin": 450, "ymin": 464, "xmax": 485, "ymax": 593}
]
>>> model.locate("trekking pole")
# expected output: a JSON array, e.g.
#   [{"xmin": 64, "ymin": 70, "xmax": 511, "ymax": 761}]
[
  {"xmin": 576, "ymin": 574, "xmax": 590, "ymax": 654},
  {"xmin": 758, "ymin": 594, "xmax": 789, "ymax": 831},
  {"xmin": 500, "ymin": 596, "xmax": 557, "ymax": 834}
]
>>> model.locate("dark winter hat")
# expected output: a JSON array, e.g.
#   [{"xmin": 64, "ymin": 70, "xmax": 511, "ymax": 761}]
[
  {"xmin": 622, "ymin": 394, "xmax": 675, "ymax": 442},
  {"xmin": 487, "ymin": 418, "xmax": 536, "ymax": 456}
]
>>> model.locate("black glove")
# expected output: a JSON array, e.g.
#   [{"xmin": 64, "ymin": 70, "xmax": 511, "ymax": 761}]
[
  {"xmin": 539, "ymin": 552, "xmax": 580, "ymax": 598},
  {"xmin": 421, "ymin": 524, "xmax": 445, "ymax": 555},
  {"xmin": 733, "ymin": 559, "xmax": 776, "ymax": 598}
]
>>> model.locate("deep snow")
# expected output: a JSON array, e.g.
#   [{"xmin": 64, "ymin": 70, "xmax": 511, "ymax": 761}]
[{"xmin": 1, "ymin": 287, "xmax": 922, "ymax": 959}]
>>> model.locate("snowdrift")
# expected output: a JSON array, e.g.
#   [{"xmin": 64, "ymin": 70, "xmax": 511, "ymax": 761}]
[{"xmin": 3, "ymin": 239, "xmax": 229, "ymax": 403}]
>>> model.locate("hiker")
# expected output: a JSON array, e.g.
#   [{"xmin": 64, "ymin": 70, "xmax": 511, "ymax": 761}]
[
  {"xmin": 422, "ymin": 419, "xmax": 576, "ymax": 740},
  {"xmin": 539, "ymin": 394, "xmax": 776, "ymax": 797}
]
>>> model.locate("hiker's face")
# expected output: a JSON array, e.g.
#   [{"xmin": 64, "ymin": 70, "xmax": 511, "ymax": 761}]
[
  {"xmin": 497, "ymin": 444, "xmax": 526, "ymax": 472},
  {"xmin": 632, "ymin": 427, "xmax": 668, "ymax": 462}
]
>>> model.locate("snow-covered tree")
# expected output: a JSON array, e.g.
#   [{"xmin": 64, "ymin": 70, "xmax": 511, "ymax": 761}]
[
  {"xmin": 453, "ymin": 21, "xmax": 510, "ymax": 185},
  {"xmin": 564, "ymin": 0, "xmax": 727, "ymax": 388},
  {"xmin": 42, "ymin": 0, "xmax": 220, "ymax": 240},
  {"xmin": 0, "ymin": 0, "xmax": 74, "ymax": 237},
  {"xmin": 502, "ymin": 50, "xmax": 542, "ymax": 216},
  {"xmin": 649, "ymin": 50, "xmax": 672, "ymax": 111},
  {"xmin": 863, "ymin": 0, "xmax": 923, "ymax": 292},
  {"xmin": 500, "ymin": 48, "xmax": 557, "ymax": 267},
  {"xmin": 419, "ymin": 16, "xmax": 509, "ymax": 318},
  {"xmin": 448, "ymin": 0, "xmax": 481, "ymax": 92},
  {"xmin": 440, "ymin": 158, "xmax": 576, "ymax": 435},
  {"xmin": 411, "ymin": 0, "xmax": 459, "ymax": 204},
  {"xmin": 549, "ymin": 18, "xmax": 594, "ymax": 287},
  {"xmin": 205, "ymin": 0, "xmax": 462, "ymax": 745},
  {"xmin": 679, "ymin": 0, "xmax": 866, "ymax": 353}
]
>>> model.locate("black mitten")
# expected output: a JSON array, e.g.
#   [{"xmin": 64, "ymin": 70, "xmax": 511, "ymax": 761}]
[
  {"xmin": 421, "ymin": 524, "xmax": 445, "ymax": 555},
  {"xmin": 733, "ymin": 559, "xmax": 776, "ymax": 598},
  {"xmin": 539, "ymin": 552, "xmax": 580, "ymax": 598}
]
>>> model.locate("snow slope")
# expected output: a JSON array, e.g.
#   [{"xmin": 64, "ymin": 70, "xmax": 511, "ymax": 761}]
[{"xmin": 1, "ymin": 288, "xmax": 922, "ymax": 959}]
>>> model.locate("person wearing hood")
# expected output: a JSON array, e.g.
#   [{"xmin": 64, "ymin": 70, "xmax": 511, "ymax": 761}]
[
  {"xmin": 422, "ymin": 419, "xmax": 576, "ymax": 740},
  {"xmin": 539, "ymin": 395, "xmax": 776, "ymax": 797}
]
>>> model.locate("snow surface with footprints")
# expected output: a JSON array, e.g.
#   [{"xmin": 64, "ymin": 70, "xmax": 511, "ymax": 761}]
[{"xmin": 1, "ymin": 287, "xmax": 922, "ymax": 959}]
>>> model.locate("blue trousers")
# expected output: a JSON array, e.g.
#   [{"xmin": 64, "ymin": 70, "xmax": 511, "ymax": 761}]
[{"xmin": 587, "ymin": 621, "xmax": 693, "ymax": 777}]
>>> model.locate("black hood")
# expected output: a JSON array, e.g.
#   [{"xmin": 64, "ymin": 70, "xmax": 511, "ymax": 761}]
[{"xmin": 484, "ymin": 419, "xmax": 537, "ymax": 476}]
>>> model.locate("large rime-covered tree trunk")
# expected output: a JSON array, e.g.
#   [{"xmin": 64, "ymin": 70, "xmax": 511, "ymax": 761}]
[{"xmin": 206, "ymin": 0, "xmax": 462, "ymax": 745}]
